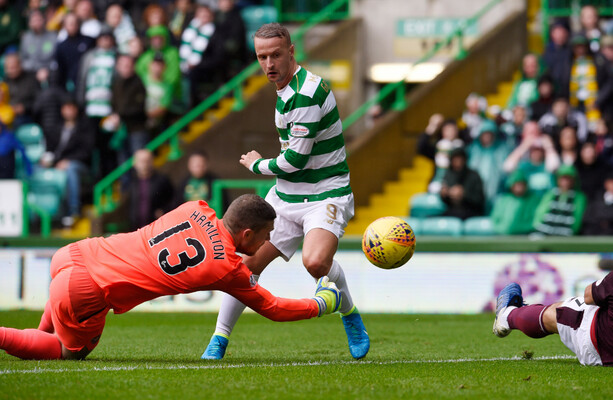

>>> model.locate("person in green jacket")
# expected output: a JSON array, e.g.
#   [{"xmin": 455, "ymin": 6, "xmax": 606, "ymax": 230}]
[
  {"xmin": 533, "ymin": 164, "xmax": 587, "ymax": 236},
  {"xmin": 135, "ymin": 25, "xmax": 181, "ymax": 107},
  {"xmin": 491, "ymin": 170, "xmax": 540, "ymax": 235}
]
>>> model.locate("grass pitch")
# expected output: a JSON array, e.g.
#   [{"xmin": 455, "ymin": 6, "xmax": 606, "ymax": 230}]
[{"xmin": 1, "ymin": 311, "xmax": 612, "ymax": 399}]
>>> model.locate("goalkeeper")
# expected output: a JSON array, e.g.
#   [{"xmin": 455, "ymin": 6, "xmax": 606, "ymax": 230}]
[{"xmin": 0, "ymin": 194, "xmax": 341, "ymax": 360}]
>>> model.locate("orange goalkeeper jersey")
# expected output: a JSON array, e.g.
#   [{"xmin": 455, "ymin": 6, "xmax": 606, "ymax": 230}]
[{"xmin": 74, "ymin": 201, "xmax": 318, "ymax": 320}]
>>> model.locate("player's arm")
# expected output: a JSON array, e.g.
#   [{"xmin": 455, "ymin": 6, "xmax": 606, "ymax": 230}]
[
  {"xmin": 587, "ymin": 272, "xmax": 613, "ymax": 307},
  {"xmin": 223, "ymin": 272, "xmax": 339, "ymax": 321},
  {"xmin": 243, "ymin": 132, "xmax": 316, "ymax": 177}
]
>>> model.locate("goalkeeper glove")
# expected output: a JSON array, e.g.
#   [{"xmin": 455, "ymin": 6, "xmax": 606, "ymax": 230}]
[{"xmin": 313, "ymin": 276, "xmax": 341, "ymax": 317}]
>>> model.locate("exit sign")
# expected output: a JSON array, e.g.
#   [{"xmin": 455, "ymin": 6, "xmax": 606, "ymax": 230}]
[{"xmin": 396, "ymin": 18, "xmax": 479, "ymax": 38}]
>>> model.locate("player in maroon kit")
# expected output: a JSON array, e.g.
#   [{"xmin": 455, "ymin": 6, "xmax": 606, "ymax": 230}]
[{"xmin": 493, "ymin": 273, "xmax": 613, "ymax": 366}]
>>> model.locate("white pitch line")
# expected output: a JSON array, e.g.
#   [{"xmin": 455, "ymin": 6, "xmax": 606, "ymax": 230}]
[{"xmin": 0, "ymin": 355, "xmax": 576, "ymax": 375}]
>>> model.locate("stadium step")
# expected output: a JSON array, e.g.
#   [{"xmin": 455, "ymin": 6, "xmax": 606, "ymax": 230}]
[{"xmin": 345, "ymin": 156, "xmax": 433, "ymax": 235}]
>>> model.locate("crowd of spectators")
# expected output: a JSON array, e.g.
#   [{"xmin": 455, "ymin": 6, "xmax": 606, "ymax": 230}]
[
  {"xmin": 0, "ymin": 0, "xmax": 249, "ymax": 229},
  {"xmin": 417, "ymin": 4, "xmax": 613, "ymax": 236}
]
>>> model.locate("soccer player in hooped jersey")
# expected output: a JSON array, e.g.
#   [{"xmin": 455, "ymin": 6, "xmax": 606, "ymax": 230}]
[
  {"xmin": 202, "ymin": 23, "xmax": 370, "ymax": 360},
  {"xmin": 493, "ymin": 273, "xmax": 613, "ymax": 366},
  {"xmin": 0, "ymin": 195, "xmax": 341, "ymax": 360}
]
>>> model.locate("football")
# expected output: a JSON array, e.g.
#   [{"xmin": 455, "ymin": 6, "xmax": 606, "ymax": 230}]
[{"xmin": 362, "ymin": 216, "xmax": 416, "ymax": 269}]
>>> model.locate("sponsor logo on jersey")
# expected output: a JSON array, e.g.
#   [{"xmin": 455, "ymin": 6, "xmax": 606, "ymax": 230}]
[{"xmin": 290, "ymin": 124, "xmax": 309, "ymax": 137}]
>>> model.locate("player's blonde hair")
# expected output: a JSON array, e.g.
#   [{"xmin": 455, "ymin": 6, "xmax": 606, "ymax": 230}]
[
  {"xmin": 224, "ymin": 194, "xmax": 276, "ymax": 233},
  {"xmin": 254, "ymin": 23, "xmax": 292, "ymax": 47}
]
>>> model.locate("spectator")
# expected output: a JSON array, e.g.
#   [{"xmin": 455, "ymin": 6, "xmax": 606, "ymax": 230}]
[
  {"xmin": 136, "ymin": 25, "xmax": 181, "ymax": 104},
  {"xmin": 557, "ymin": 126, "xmax": 580, "ymax": 166},
  {"xmin": 543, "ymin": 20, "xmax": 572, "ymax": 99},
  {"xmin": 215, "ymin": 0, "xmax": 248, "ymax": 81},
  {"xmin": 110, "ymin": 54, "xmax": 148, "ymax": 157},
  {"xmin": 143, "ymin": 53, "xmax": 172, "ymax": 134},
  {"xmin": 105, "ymin": 3, "xmax": 136, "ymax": 54},
  {"xmin": 576, "ymin": 140, "xmax": 607, "ymax": 201},
  {"xmin": 0, "ymin": 0, "xmax": 25, "ymax": 55},
  {"xmin": 538, "ymin": 97, "xmax": 588, "ymax": 143},
  {"xmin": 57, "ymin": 0, "xmax": 102, "ymax": 41},
  {"xmin": 76, "ymin": 25, "xmax": 116, "ymax": 120},
  {"xmin": 428, "ymin": 119, "xmax": 464, "ymax": 194},
  {"xmin": 529, "ymin": 75, "xmax": 555, "ymax": 122},
  {"xmin": 439, "ymin": 147, "xmax": 485, "ymax": 220},
  {"xmin": 417, "ymin": 113, "xmax": 444, "ymax": 160},
  {"xmin": 52, "ymin": 12, "xmax": 95, "ymax": 93},
  {"xmin": 46, "ymin": 0, "xmax": 78, "ymax": 32},
  {"xmin": 507, "ymin": 53, "xmax": 541, "ymax": 109},
  {"xmin": 591, "ymin": 118, "xmax": 613, "ymax": 166},
  {"xmin": 581, "ymin": 172, "xmax": 613, "ymax": 235},
  {"xmin": 179, "ymin": 4, "xmax": 215, "ymax": 74},
  {"xmin": 595, "ymin": 35, "xmax": 613, "ymax": 126},
  {"xmin": 467, "ymin": 119, "xmax": 511, "ymax": 212},
  {"xmin": 579, "ymin": 5, "xmax": 602, "ymax": 54},
  {"xmin": 19, "ymin": 10, "xmax": 57, "ymax": 75},
  {"xmin": 168, "ymin": 0, "xmax": 195, "ymax": 43},
  {"xmin": 127, "ymin": 36, "xmax": 145, "ymax": 60},
  {"xmin": 500, "ymin": 105, "xmax": 527, "ymax": 148},
  {"xmin": 569, "ymin": 34, "xmax": 600, "ymax": 127},
  {"xmin": 40, "ymin": 98, "xmax": 95, "ymax": 228},
  {"xmin": 176, "ymin": 151, "xmax": 218, "ymax": 205},
  {"xmin": 141, "ymin": 3, "xmax": 167, "ymax": 35},
  {"xmin": 3, "ymin": 53, "xmax": 39, "ymax": 128},
  {"xmin": 0, "ymin": 82, "xmax": 30, "ymax": 179},
  {"xmin": 533, "ymin": 165, "xmax": 587, "ymax": 236},
  {"xmin": 460, "ymin": 92, "xmax": 486, "ymax": 141},
  {"xmin": 503, "ymin": 122, "xmax": 559, "ymax": 196},
  {"xmin": 128, "ymin": 148, "xmax": 174, "ymax": 230},
  {"xmin": 32, "ymin": 69, "xmax": 68, "ymax": 143},
  {"xmin": 491, "ymin": 170, "xmax": 540, "ymax": 235}
]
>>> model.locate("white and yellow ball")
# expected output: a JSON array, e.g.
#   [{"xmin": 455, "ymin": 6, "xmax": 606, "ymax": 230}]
[{"xmin": 362, "ymin": 216, "xmax": 416, "ymax": 269}]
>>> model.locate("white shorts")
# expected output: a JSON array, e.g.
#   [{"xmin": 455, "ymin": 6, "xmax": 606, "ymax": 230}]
[
  {"xmin": 556, "ymin": 296, "xmax": 602, "ymax": 366},
  {"xmin": 265, "ymin": 187, "xmax": 354, "ymax": 261}
]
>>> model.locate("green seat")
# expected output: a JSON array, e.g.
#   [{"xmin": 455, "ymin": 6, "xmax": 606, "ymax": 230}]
[
  {"xmin": 16, "ymin": 123, "xmax": 45, "ymax": 163},
  {"xmin": 402, "ymin": 216, "xmax": 422, "ymax": 236},
  {"xmin": 241, "ymin": 6, "xmax": 278, "ymax": 52},
  {"xmin": 28, "ymin": 167, "xmax": 68, "ymax": 218},
  {"xmin": 463, "ymin": 216, "xmax": 496, "ymax": 236},
  {"xmin": 409, "ymin": 192, "xmax": 446, "ymax": 218},
  {"xmin": 420, "ymin": 217, "xmax": 463, "ymax": 236}
]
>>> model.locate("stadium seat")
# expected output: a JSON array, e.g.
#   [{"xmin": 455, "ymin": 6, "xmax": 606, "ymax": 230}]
[
  {"xmin": 402, "ymin": 216, "xmax": 422, "ymax": 236},
  {"xmin": 409, "ymin": 192, "xmax": 447, "ymax": 218},
  {"xmin": 463, "ymin": 216, "xmax": 496, "ymax": 236},
  {"xmin": 420, "ymin": 217, "xmax": 463, "ymax": 236},
  {"xmin": 27, "ymin": 167, "xmax": 68, "ymax": 218},
  {"xmin": 16, "ymin": 123, "xmax": 45, "ymax": 164},
  {"xmin": 241, "ymin": 6, "xmax": 278, "ymax": 52}
]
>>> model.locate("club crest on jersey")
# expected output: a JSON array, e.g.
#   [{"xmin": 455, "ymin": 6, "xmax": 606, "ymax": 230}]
[
  {"xmin": 290, "ymin": 124, "xmax": 309, "ymax": 137},
  {"xmin": 249, "ymin": 274, "xmax": 257, "ymax": 287}
]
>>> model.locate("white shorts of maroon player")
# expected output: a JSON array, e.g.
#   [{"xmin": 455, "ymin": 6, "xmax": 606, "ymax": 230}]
[
  {"xmin": 265, "ymin": 188, "xmax": 354, "ymax": 261},
  {"xmin": 556, "ymin": 296, "xmax": 602, "ymax": 366}
]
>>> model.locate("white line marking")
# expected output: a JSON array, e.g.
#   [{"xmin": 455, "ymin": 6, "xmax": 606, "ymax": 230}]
[{"xmin": 0, "ymin": 355, "xmax": 576, "ymax": 375}]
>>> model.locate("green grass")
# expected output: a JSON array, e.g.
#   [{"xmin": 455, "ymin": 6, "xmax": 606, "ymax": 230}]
[{"xmin": 1, "ymin": 311, "xmax": 613, "ymax": 399}]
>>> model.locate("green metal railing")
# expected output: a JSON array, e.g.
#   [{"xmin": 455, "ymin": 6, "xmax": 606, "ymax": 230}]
[
  {"xmin": 93, "ymin": 0, "xmax": 351, "ymax": 216},
  {"xmin": 342, "ymin": 0, "xmax": 502, "ymax": 130},
  {"xmin": 275, "ymin": 0, "xmax": 349, "ymax": 22},
  {"xmin": 208, "ymin": 179, "xmax": 275, "ymax": 215},
  {"xmin": 542, "ymin": 0, "xmax": 613, "ymax": 43}
]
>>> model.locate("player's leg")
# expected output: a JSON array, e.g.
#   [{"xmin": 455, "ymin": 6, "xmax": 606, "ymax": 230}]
[
  {"xmin": 493, "ymin": 282, "xmax": 553, "ymax": 338},
  {"xmin": 38, "ymin": 301, "xmax": 54, "ymax": 333},
  {"xmin": 202, "ymin": 241, "xmax": 283, "ymax": 360},
  {"xmin": 302, "ymin": 198, "xmax": 369, "ymax": 360}
]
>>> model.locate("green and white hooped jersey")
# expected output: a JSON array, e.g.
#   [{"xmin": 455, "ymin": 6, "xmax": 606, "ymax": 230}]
[{"xmin": 251, "ymin": 66, "xmax": 352, "ymax": 203}]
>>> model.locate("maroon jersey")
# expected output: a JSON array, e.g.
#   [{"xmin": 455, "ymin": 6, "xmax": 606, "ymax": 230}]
[{"xmin": 591, "ymin": 273, "xmax": 613, "ymax": 366}]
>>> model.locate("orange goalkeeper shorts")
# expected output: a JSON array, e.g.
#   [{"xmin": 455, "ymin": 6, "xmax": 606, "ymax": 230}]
[{"xmin": 48, "ymin": 244, "xmax": 110, "ymax": 352}]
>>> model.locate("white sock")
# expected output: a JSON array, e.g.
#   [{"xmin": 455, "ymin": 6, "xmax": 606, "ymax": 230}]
[
  {"xmin": 325, "ymin": 260, "xmax": 354, "ymax": 314},
  {"xmin": 213, "ymin": 275, "xmax": 259, "ymax": 337}
]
